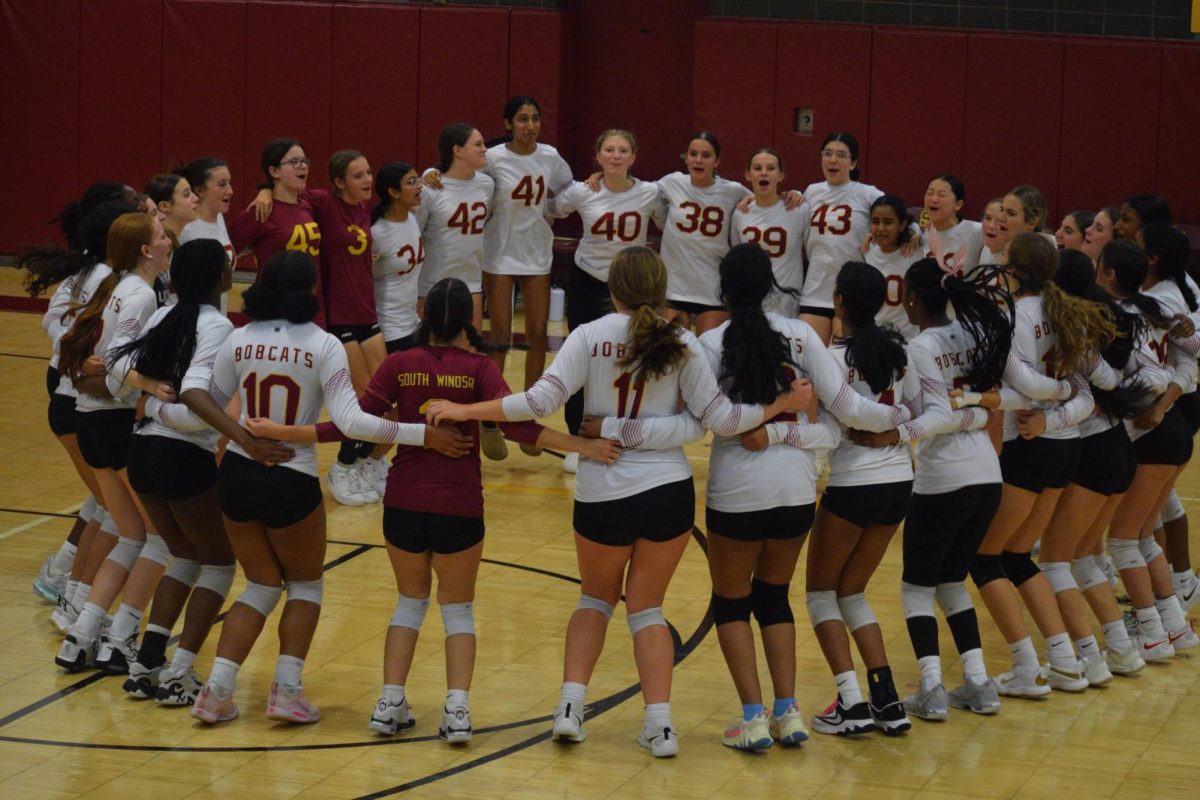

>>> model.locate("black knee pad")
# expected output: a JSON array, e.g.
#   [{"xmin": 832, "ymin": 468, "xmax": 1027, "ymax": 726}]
[
  {"xmin": 969, "ymin": 553, "xmax": 1006, "ymax": 589},
  {"xmin": 1000, "ymin": 550, "xmax": 1040, "ymax": 587},
  {"xmin": 750, "ymin": 578, "xmax": 794, "ymax": 628},
  {"xmin": 710, "ymin": 592, "xmax": 753, "ymax": 625}
]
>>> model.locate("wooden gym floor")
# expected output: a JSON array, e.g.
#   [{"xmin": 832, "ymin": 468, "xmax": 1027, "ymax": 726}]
[{"xmin": 0, "ymin": 268, "xmax": 1197, "ymax": 799}]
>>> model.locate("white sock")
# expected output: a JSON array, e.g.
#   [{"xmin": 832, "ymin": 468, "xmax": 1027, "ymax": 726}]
[
  {"xmin": 1074, "ymin": 635, "xmax": 1101, "ymax": 660},
  {"xmin": 1009, "ymin": 636, "xmax": 1040, "ymax": 671},
  {"xmin": 52, "ymin": 541, "xmax": 77, "ymax": 573},
  {"xmin": 560, "ymin": 681, "xmax": 587, "ymax": 708},
  {"xmin": 835, "ymin": 670, "xmax": 863, "ymax": 706},
  {"xmin": 64, "ymin": 579, "xmax": 79, "ymax": 605},
  {"xmin": 209, "ymin": 656, "xmax": 239, "ymax": 694},
  {"xmin": 170, "ymin": 648, "xmax": 196, "ymax": 671},
  {"xmin": 961, "ymin": 648, "xmax": 988, "ymax": 685},
  {"xmin": 917, "ymin": 655, "xmax": 942, "ymax": 691},
  {"xmin": 145, "ymin": 623, "xmax": 171, "ymax": 638},
  {"xmin": 1172, "ymin": 569, "xmax": 1194, "ymax": 592},
  {"xmin": 74, "ymin": 602, "xmax": 107, "ymax": 639},
  {"xmin": 644, "ymin": 701, "xmax": 672, "ymax": 730},
  {"xmin": 1101, "ymin": 620, "xmax": 1133, "ymax": 653},
  {"xmin": 1135, "ymin": 605, "xmax": 1167, "ymax": 640},
  {"xmin": 274, "ymin": 654, "xmax": 304, "ymax": 690},
  {"xmin": 383, "ymin": 684, "xmax": 406, "ymax": 704},
  {"xmin": 71, "ymin": 582, "xmax": 91, "ymax": 610},
  {"xmin": 1155, "ymin": 595, "xmax": 1187, "ymax": 632},
  {"xmin": 1045, "ymin": 632, "xmax": 1076, "ymax": 668},
  {"xmin": 108, "ymin": 603, "xmax": 143, "ymax": 642},
  {"xmin": 446, "ymin": 688, "xmax": 469, "ymax": 709}
]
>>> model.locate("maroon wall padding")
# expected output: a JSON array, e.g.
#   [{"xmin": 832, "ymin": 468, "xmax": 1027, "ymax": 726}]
[
  {"xmin": 331, "ymin": 2, "xmax": 419, "ymax": 170},
  {"xmin": 692, "ymin": 20, "xmax": 777, "ymax": 183},
  {"xmin": 773, "ymin": 23, "xmax": 874, "ymax": 191},
  {"xmin": 867, "ymin": 29, "xmax": 968, "ymax": 203},
  {"xmin": 162, "ymin": 0, "xmax": 247, "ymax": 205},
  {"xmin": 962, "ymin": 34, "xmax": 1064, "ymax": 222},
  {"xmin": 1157, "ymin": 45, "xmax": 1200, "ymax": 224},
  {"xmin": 417, "ymin": 7, "xmax": 510, "ymax": 170},
  {"xmin": 0, "ymin": 0, "xmax": 80, "ymax": 252},
  {"xmin": 79, "ymin": 0, "xmax": 163, "ymax": 197},
  {"xmin": 508, "ymin": 10, "xmax": 567, "ymax": 154},
  {"xmin": 1058, "ymin": 39, "xmax": 1162, "ymax": 216},
  {"xmin": 243, "ymin": 1, "xmax": 333, "ymax": 192}
]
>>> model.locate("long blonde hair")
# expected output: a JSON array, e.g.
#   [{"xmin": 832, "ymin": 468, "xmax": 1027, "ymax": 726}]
[{"xmin": 609, "ymin": 246, "xmax": 687, "ymax": 382}]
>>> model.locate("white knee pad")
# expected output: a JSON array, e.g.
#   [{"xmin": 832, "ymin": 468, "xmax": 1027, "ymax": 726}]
[
  {"xmin": 390, "ymin": 594, "xmax": 429, "ymax": 630},
  {"xmin": 1138, "ymin": 535, "xmax": 1164, "ymax": 564},
  {"xmin": 1107, "ymin": 538, "xmax": 1146, "ymax": 571},
  {"xmin": 105, "ymin": 536, "xmax": 144, "ymax": 570},
  {"xmin": 163, "ymin": 557, "xmax": 201, "ymax": 588},
  {"xmin": 934, "ymin": 581, "xmax": 974, "ymax": 617},
  {"xmin": 627, "ymin": 606, "xmax": 666, "ymax": 635},
  {"xmin": 1040, "ymin": 560, "xmax": 1077, "ymax": 594},
  {"xmin": 805, "ymin": 590, "xmax": 842, "ymax": 627},
  {"xmin": 1071, "ymin": 557, "xmax": 1108, "ymax": 591},
  {"xmin": 195, "ymin": 564, "xmax": 236, "ymax": 599},
  {"xmin": 837, "ymin": 593, "xmax": 877, "ymax": 632},
  {"xmin": 99, "ymin": 511, "xmax": 119, "ymax": 537},
  {"xmin": 1161, "ymin": 490, "xmax": 1187, "ymax": 524},
  {"xmin": 236, "ymin": 581, "xmax": 283, "ymax": 616},
  {"xmin": 577, "ymin": 593, "xmax": 615, "ymax": 620},
  {"xmin": 80, "ymin": 495, "xmax": 100, "ymax": 523},
  {"xmin": 139, "ymin": 533, "xmax": 172, "ymax": 566},
  {"xmin": 440, "ymin": 601, "xmax": 475, "ymax": 636},
  {"xmin": 901, "ymin": 581, "xmax": 936, "ymax": 619},
  {"xmin": 285, "ymin": 578, "xmax": 324, "ymax": 606}
]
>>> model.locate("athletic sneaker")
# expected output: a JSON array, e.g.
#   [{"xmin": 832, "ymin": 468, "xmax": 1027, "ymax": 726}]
[
  {"xmin": 994, "ymin": 667, "xmax": 1051, "ymax": 698},
  {"xmin": 95, "ymin": 632, "xmax": 138, "ymax": 675},
  {"xmin": 947, "ymin": 679, "xmax": 1002, "ymax": 715},
  {"xmin": 552, "ymin": 700, "xmax": 586, "ymax": 743},
  {"xmin": 1137, "ymin": 633, "xmax": 1175, "ymax": 662},
  {"xmin": 769, "ymin": 702, "xmax": 809, "ymax": 744},
  {"xmin": 54, "ymin": 632, "xmax": 97, "ymax": 672},
  {"xmin": 812, "ymin": 697, "xmax": 875, "ymax": 736},
  {"xmin": 366, "ymin": 457, "xmax": 389, "ymax": 497},
  {"xmin": 1105, "ymin": 646, "xmax": 1146, "ymax": 675},
  {"xmin": 480, "ymin": 423, "xmax": 508, "ymax": 461},
  {"xmin": 1081, "ymin": 653, "xmax": 1113, "ymax": 686},
  {"xmin": 352, "ymin": 460, "xmax": 381, "ymax": 503},
  {"xmin": 49, "ymin": 594, "xmax": 79, "ymax": 635},
  {"xmin": 33, "ymin": 555, "xmax": 68, "ymax": 603},
  {"xmin": 1179, "ymin": 578, "xmax": 1200, "ymax": 612},
  {"xmin": 1168, "ymin": 620, "xmax": 1200, "ymax": 652},
  {"xmin": 191, "ymin": 684, "xmax": 239, "ymax": 723},
  {"xmin": 519, "ymin": 442, "xmax": 542, "ymax": 457},
  {"xmin": 721, "ymin": 712, "xmax": 773, "ymax": 751},
  {"xmin": 123, "ymin": 662, "xmax": 163, "ymax": 699},
  {"xmin": 267, "ymin": 682, "xmax": 321, "ymax": 724},
  {"xmin": 156, "ymin": 665, "xmax": 202, "ymax": 706},
  {"xmin": 903, "ymin": 683, "xmax": 949, "ymax": 721},
  {"xmin": 439, "ymin": 705, "xmax": 473, "ymax": 743},
  {"xmin": 327, "ymin": 462, "xmax": 373, "ymax": 506},
  {"xmin": 562, "ymin": 451, "xmax": 579, "ymax": 474},
  {"xmin": 1047, "ymin": 662, "xmax": 1089, "ymax": 692},
  {"xmin": 870, "ymin": 699, "xmax": 913, "ymax": 733},
  {"xmin": 637, "ymin": 724, "xmax": 679, "ymax": 757},
  {"xmin": 368, "ymin": 696, "xmax": 415, "ymax": 736}
]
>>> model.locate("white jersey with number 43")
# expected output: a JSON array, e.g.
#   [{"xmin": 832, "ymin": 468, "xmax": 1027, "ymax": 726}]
[
  {"xmin": 801, "ymin": 180, "xmax": 883, "ymax": 310},
  {"xmin": 415, "ymin": 173, "xmax": 494, "ymax": 295}
]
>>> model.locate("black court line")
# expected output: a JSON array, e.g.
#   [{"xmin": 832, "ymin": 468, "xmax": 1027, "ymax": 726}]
[
  {"xmin": 0, "ymin": 351, "xmax": 46, "ymax": 361},
  {"xmin": 0, "ymin": 507, "xmax": 77, "ymax": 519}
]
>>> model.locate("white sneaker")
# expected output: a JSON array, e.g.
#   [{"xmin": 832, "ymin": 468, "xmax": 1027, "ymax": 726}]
[
  {"xmin": 480, "ymin": 423, "xmax": 508, "ymax": 461},
  {"xmin": 55, "ymin": 632, "xmax": 97, "ymax": 672},
  {"xmin": 1137, "ymin": 633, "xmax": 1176, "ymax": 662},
  {"xmin": 902, "ymin": 683, "xmax": 949, "ymax": 721},
  {"xmin": 95, "ymin": 632, "xmax": 138, "ymax": 675},
  {"xmin": 562, "ymin": 452, "xmax": 579, "ymax": 474},
  {"xmin": 1081, "ymin": 653, "xmax": 1113, "ymax": 687},
  {"xmin": 994, "ymin": 666, "xmax": 1051, "ymax": 698},
  {"xmin": 1105, "ymin": 646, "xmax": 1146, "ymax": 675},
  {"xmin": 439, "ymin": 705, "xmax": 472, "ymax": 743},
  {"xmin": 50, "ymin": 594, "xmax": 79, "ymax": 635},
  {"xmin": 637, "ymin": 724, "xmax": 679, "ymax": 757},
  {"xmin": 327, "ymin": 462, "xmax": 372, "ymax": 506},
  {"xmin": 1046, "ymin": 662, "xmax": 1089, "ymax": 692},
  {"xmin": 552, "ymin": 699, "xmax": 586, "ymax": 742},
  {"xmin": 366, "ymin": 457, "xmax": 389, "ymax": 497},
  {"xmin": 369, "ymin": 696, "xmax": 415, "ymax": 736},
  {"xmin": 156, "ymin": 665, "xmax": 202, "ymax": 706},
  {"xmin": 722, "ymin": 711, "xmax": 773, "ymax": 750},
  {"xmin": 33, "ymin": 555, "xmax": 68, "ymax": 603},
  {"xmin": 1168, "ymin": 620, "xmax": 1200, "ymax": 652}
]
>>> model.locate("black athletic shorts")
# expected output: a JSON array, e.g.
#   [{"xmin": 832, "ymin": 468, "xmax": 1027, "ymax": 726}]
[
  {"xmin": 218, "ymin": 451, "xmax": 322, "ymax": 529},
  {"xmin": 127, "ymin": 434, "xmax": 218, "ymax": 501},
  {"xmin": 328, "ymin": 323, "xmax": 381, "ymax": 344},
  {"xmin": 385, "ymin": 333, "xmax": 419, "ymax": 354},
  {"xmin": 48, "ymin": 393, "xmax": 77, "ymax": 437},
  {"xmin": 45, "ymin": 365, "xmax": 59, "ymax": 399},
  {"xmin": 999, "ymin": 436, "xmax": 1081, "ymax": 492},
  {"xmin": 796, "ymin": 304, "xmax": 835, "ymax": 319},
  {"xmin": 821, "ymin": 480, "xmax": 914, "ymax": 528},
  {"xmin": 383, "ymin": 506, "xmax": 484, "ymax": 554},
  {"xmin": 903, "ymin": 483, "xmax": 1003, "ymax": 586},
  {"xmin": 1072, "ymin": 425, "xmax": 1137, "ymax": 496},
  {"xmin": 668, "ymin": 299, "xmax": 724, "ymax": 317},
  {"xmin": 76, "ymin": 408, "xmax": 136, "ymax": 471},
  {"xmin": 706, "ymin": 502, "xmax": 815, "ymax": 542},
  {"xmin": 573, "ymin": 478, "xmax": 695, "ymax": 546},
  {"xmin": 1132, "ymin": 406, "xmax": 1193, "ymax": 466},
  {"xmin": 1174, "ymin": 391, "xmax": 1200, "ymax": 436}
]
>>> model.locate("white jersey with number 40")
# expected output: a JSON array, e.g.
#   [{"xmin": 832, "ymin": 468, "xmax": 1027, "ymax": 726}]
[
  {"xmin": 801, "ymin": 180, "xmax": 884, "ymax": 310},
  {"xmin": 415, "ymin": 173, "xmax": 494, "ymax": 295},
  {"xmin": 550, "ymin": 179, "xmax": 664, "ymax": 282}
]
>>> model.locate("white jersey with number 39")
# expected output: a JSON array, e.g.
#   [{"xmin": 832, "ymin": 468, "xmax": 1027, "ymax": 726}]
[
  {"xmin": 732, "ymin": 198, "xmax": 808, "ymax": 316},
  {"xmin": 414, "ymin": 173, "xmax": 493, "ymax": 295},
  {"xmin": 801, "ymin": 180, "xmax": 884, "ymax": 310},
  {"xmin": 483, "ymin": 143, "xmax": 573, "ymax": 275},
  {"xmin": 657, "ymin": 172, "xmax": 751, "ymax": 306}
]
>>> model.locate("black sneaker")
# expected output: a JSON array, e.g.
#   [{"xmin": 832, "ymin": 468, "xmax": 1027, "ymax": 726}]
[
  {"xmin": 811, "ymin": 697, "xmax": 874, "ymax": 736},
  {"xmin": 869, "ymin": 699, "xmax": 912, "ymax": 735}
]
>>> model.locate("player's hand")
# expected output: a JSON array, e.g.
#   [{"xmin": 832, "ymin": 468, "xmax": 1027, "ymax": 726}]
[
  {"xmin": 1171, "ymin": 313, "xmax": 1195, "ymax": 338},
  {"xmin": 244, "ymin": 416, "xmax": 287, "ymax": 440},
  {"xmin": 859, "ymin": 232, "xmax": 874, "ymax": 255},
  {"xmin": 82, "ymin": 354, "xmax": 107, "ymax": 376},
  {"xmin": 252, "ymin": 188, "xmax": 273, "ymax": 223},
  {"xmin": 735, "ymin": 195, "xmax": 753, "ymax": 214},
  {"xmin": 426, "ymin": 400, "xmax": 467, "ymax": 425},
  {"xmin": 585, "ymin": 172, "xmax": 602, "ymax": 192},
  {"xmin": 579, "ymin": 437, "xmax": 622, "ymax": 465},
  {"xmin": 148, "ymin": 380, "xmax": 177, "ymax": 403},
  {"xmin": 783, "ymin": 378, "xmax": 814, "ymax": 414},
  {"xmin": 424, "ymin": 424, "xmax": 474, "ymax": 457},
  {"xmin": 1016, "ymin": 409, "xmax": 1046, "ymax": 439},
  {"xmin": 578, "ymin": 416, "xmax": 603, "ymax": 439},
  {"xmin": 1133, "ymin": 403, "xmax": 1166, "ymax": 431},
  {"xmin": 848, "ymin": 428, "xmax": 900, "ymax": 448},
  {"xmin": 422, "ymin": 169, "xmax": 445, "ymax": 191},
  {"xmin": 740, "ymin": 425, "xmax": 769, "ymax": 451},
  {"xmin": 241, "ymin": 434, "xmax": 294, "ymax": 466},
  {"xmin": 782, "ymin": 189, "xmax": 804, "ymax": 210}
]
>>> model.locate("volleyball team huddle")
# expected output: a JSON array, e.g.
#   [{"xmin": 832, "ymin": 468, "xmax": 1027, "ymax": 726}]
[{"xmin": 22, "ymin": 93, "xmax": 1200, "ymax": 759}]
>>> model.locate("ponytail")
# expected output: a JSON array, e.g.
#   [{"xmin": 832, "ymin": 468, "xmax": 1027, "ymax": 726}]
[
  {"xmin": 415, "ymin": 277, "xmax": 490, "ymax": 353},
  {"xmin": 1100, "ymin": 240, "xmax": 1170, "ymax": 328},
  {"xmin": 834, "ymin": 261, "xmax": 907, "ymax": 394},
  {"xmin": 716, "ymin": 243, "xmax": 797, "ymax": 403},
  {"xmin": 242, "ymin": 250, "xmax": 321, "ymax": 324},
  {"xmin": 1041, "ymin": 283, "xmax": 1118, "ymax": 377},
  {"xmin": 607, "ymin": 247, "xmax": 687, "ymax": 383},
  {"xmin": 22, "ymin": 199, "xmax": 137, "ymax": 299}
]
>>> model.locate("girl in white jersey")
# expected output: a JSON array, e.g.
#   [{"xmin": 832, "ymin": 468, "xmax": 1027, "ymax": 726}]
[
  {"xmin": 427, "ymin": 246, "xmax": 813, "ymax": 757},
  {"xmin": 53, "ymin": 213, "xmax": 173, "ymax": 672},
  {"xmin": 798, "ymin": 132, "xmax": 883, "ymax": 344},
  {"xmin": 550, "ymin": 129, "xmax": 664, "ymax": 467},
  {"xmin": 978, "ymin": 198, "xmax": 1008, "ymax": 267},
  {"xmin": 176, "ymin": 251, "xmax": 430, "ymax": 725},
  {"xmin": 923, "ymin": 175, "xmax": 983, "ymax": 275},
  {"xmin": 1081, "ymin": 206, "xmax": 1119, "ymax": 263},
  {"xmin": 732, "ymin": 148, "xmax": 808, "ymax": 316},
  {"xmin": 1000, "ymin": 185, "xmax": 1054, "ymax": 247},
  {"xmin": 864, "ymin": 195, "xmax": 920, "ymax": 340},
  {"xmin": 176, "ymin": 157, "xmax": 235, "ymax": 315},
  {"xmin": 372, "ymin": 162, "xmax": 426, "ymax": 352},
  {"xmin": 1054, "ymin": 210, "xmax": 1094, "ymax": 252}
]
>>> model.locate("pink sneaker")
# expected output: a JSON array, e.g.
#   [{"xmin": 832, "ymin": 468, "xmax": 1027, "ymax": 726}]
[
  {"xmin": 267, "ymin": 682, "xmax": 321, "ymax": 724},
  {"xmin": 190, "ymin": 684, "xmax": 239, "ymax": 724}
]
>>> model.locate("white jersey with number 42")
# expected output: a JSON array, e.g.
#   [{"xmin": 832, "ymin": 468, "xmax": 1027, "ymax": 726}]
[{"xmin": 415, "ymin": 173, "xmax": 494, "ymax": 295}]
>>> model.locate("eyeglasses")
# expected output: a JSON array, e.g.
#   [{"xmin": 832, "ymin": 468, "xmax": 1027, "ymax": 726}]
[
  {"xmin": 821, "ymin": 150, "xmax": 852, "ymax": 161},
  {"xmin": 279, "ymin": 157, "xmax": 312, "ymax": 169}
]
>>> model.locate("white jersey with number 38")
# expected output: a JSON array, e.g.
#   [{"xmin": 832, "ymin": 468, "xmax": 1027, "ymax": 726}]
[{"xmin": 657, "ymin": 172, "xmax": 751, "ymax": 306}]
